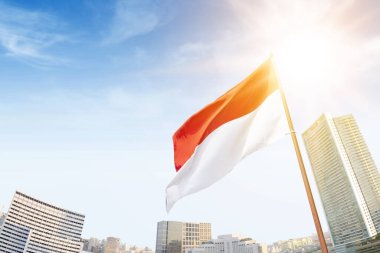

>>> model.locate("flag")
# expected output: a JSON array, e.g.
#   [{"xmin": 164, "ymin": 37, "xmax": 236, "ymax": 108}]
[{"xmin": 166, "ymin": 57, "xmax": 288, "ymax": 211}]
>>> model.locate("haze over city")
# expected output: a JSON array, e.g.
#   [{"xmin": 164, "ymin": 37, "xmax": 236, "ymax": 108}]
[{"xmin": 0, "ymin": 0, "xmax": 379, "ymax": 249}]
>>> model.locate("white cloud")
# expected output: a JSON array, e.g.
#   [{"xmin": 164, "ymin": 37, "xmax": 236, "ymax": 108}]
[
  {"xmin": 103, "ymin": 0, "xmax": 160, "ymax": 44},
  {"xmin": 0, "ymin": 2, "xmax": 69, "ymax": 66}
]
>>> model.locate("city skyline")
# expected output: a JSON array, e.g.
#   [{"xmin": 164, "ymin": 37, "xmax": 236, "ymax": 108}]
[
  {"xmin": 0, "ymin": 0, "xmax": 380, "ymax": 249},
  {"xmin": 0, "ymin": 195, "xmax": 332, "ymax": 252}
]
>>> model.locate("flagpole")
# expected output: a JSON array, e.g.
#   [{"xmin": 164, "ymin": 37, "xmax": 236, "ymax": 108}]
[
  {"xmin": 279, "ymin": 88, "xmax": 328, "ymax": 253},
  {"xmin": 272, "ymin": 59, "xmax": 328, "ymax": 253}
]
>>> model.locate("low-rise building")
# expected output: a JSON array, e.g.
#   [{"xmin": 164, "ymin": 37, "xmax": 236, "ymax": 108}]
[
  {"xmin": 126, "ymin": 246, "xmax": 155, "ymax": 253},
  {"xmin": 105, "ymin": 237, "xmax": 121, "ymax": 253},
  {"xmin": 268, "ymin": 233, "xmax": 333, "ymax": 253},
  {"xmin": 186, "ymin": 234, "xmax": 267, "ymax": 253}
]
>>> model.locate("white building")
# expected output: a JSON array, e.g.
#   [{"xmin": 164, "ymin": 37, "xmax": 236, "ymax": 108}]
[
  {"xmin": 185, "ymin": 234, "xmax": 267, "ymax": 253},
  {"xmin": 303, "ymin": 114, "xmax": 380, "ymax": 252},
  {"xmin": 0, "ymin": 191, "xmax": 85, "ymax": 253},
  {"xmin": 126, "ymin": 246, "xmax": 154, "ymax": 253}
]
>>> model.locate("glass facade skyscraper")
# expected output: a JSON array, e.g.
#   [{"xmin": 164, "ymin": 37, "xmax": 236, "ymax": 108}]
[
  {"xmin": 303, "ymin": 114, "xmax": 380, "ymax": 252},
  {"xmin": 0, "ymin": 191, "xmax": 85, "ymax": 253}
]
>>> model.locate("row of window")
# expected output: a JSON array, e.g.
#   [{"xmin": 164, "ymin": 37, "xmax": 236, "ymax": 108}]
[
  {"xmin": 14, "ymin": 192, "xmax": 85, "ymax": 219},
  {"xmin": 11, "ymin": 203, "xmax": 83, "ymax": 233},
  {"xmin": 6, "ymin": 216, "xmax": 81, "ymax": 243},
  {"xmin": 0, "ymin": 236, "xmax": 25, "ymax": 253},
  {"xmin": 13, "ymin": 200, "xmax": 84, "ymax": 226},
  {"xmin": 30, "ymin": 231, "xmax": 81, "ymax": 251}
]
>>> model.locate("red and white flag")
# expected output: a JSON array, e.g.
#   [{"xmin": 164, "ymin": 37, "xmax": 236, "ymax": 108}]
[{"xmin": 166, "ymin": 57, "xmax": 289, "ymax": 211}]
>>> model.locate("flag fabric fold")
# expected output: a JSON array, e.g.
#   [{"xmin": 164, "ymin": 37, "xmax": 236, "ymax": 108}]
[{"xmin": 166, "ymin": 57, "xmax": 288, "ymax": 212}]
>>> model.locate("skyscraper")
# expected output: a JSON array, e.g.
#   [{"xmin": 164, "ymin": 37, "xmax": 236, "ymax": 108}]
[
  {"xmin": 0, "ymin": 191, "xmax": 85, "ymax": 253},
  {"xmin": 303, "ymin": 113, "xmax": 380, "ymax": 251},
  {"xmin": 155, "ymin": 221, "xmax": 212, "ymax": 253}
]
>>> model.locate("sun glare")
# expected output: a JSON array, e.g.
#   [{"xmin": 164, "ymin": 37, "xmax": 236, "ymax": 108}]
[{"xmin": 274, "ymin": 30, "xmax": 338, "ymax": 92}]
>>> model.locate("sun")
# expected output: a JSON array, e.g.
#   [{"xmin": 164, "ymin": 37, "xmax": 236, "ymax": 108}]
[{"xmin": 273, "ymin": 29, "xmax": 339, "ymax": 93}]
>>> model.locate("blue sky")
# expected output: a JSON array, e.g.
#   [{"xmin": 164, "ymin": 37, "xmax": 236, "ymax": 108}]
[{"xmin": 0, "ymin": 0, "xmax": 380, "ymax": 248}]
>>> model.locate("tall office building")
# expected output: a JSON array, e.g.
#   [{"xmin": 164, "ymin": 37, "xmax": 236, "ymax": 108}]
[
  {"xmin": 0, "ymin": 191, "xmax": 85, "ymax": 253},
  {"xmin": 155, "ymin": 221, "xmax": 212, "ymax": 253},
  {"xmin": 303, "ymin": 114, "xmax": 380, "ymax": 251}
]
